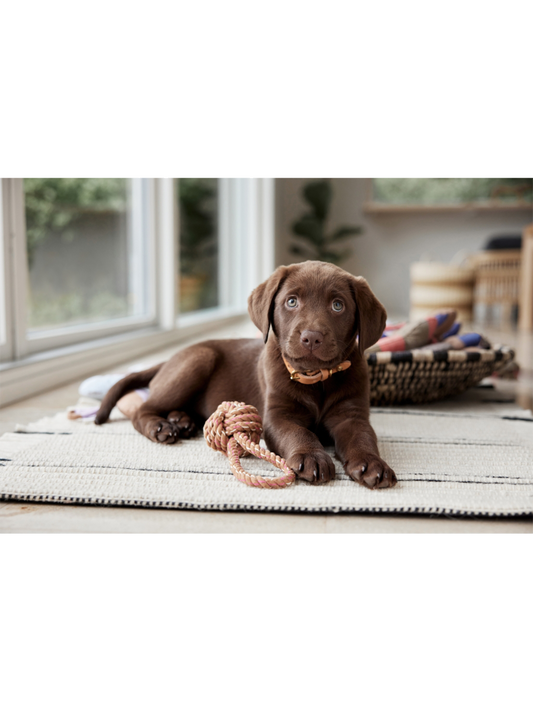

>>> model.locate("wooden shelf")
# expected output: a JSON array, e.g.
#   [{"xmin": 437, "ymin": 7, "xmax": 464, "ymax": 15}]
[{"xmin": 364, "ymin": 201, "xmax": 533, "ymax": 215}]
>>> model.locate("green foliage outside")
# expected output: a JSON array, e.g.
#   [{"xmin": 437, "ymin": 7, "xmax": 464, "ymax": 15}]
[
  {"xmin": 178, "ymin": 178, "xmax": 219, "ymax": 311},
  {"xmin": 290, "ymin": 179, "xmax": 362, "ymax": 264},
  {"xmin": 373, "ymin": 178, "xmax": 533, "ymax": 206},
  {"xmin": 24, "ymin": 178, "xmax": 127, "ymax": 268},
  {"xmin": 179, "ymin": 178, "xmax": 218, "ymax": 275}
]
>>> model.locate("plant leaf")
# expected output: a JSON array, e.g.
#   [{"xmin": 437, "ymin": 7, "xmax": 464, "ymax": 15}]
[
  {"xmin": 303, "ymin": 180, "xmax": 331, "ymax": 221},
  {"xmin": 290, "ymin": 244, "xmax": 316, "ymax": 258},
  {"xmin": 317, "ymin": 249, "xmax": 342, "ymax": 264},
  {"xmin": 330, "ymin": 225, "xmax": 363, "ymax": 241},
  {"xmin": 291, "ymin": 215, "xmax": 324, "ymax": 245}
]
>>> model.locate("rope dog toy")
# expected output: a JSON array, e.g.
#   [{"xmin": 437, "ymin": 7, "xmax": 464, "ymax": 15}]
[{"xmin": 203, "ymin": 401, "xmax": 295, "ymax": 489}]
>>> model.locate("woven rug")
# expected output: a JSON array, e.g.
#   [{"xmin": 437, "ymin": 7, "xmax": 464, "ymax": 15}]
[{"xmin": 0, "ymin": 392, "xmax": 532, "ymax": 516}]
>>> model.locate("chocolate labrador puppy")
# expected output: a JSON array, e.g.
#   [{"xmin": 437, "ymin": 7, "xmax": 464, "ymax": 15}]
[{"xmin": 95, "ymin": 261, "xmax": 397, "ymax": 489}]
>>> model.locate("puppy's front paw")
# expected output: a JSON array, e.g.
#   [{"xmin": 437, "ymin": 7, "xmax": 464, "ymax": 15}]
[
  {"xmin": 287, "ymin": 450, "xmax": 336, "ymax": 485},
  {"xmin": 345, "ymin": 454, "xmax": 397, "ymax": 489}
]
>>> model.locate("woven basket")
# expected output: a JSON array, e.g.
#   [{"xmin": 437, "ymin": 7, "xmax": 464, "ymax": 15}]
[
  {"xmin": 470, "ymin": 250, "xmax": 522, "ymax": 329},
  {"xmin": 367, "ymin": 345, "xmax": 515, "ymax": 406}
]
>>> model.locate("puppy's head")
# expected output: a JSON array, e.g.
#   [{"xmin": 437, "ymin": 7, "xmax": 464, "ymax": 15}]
[{"xmin": 248, "ymin": 261, "xmax": 386, "ymax": 370}]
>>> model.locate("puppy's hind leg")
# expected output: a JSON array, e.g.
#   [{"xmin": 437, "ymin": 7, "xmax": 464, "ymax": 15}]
[
  {"xmin": 131, "ymin": 345, "xmax": 217, "ymax": 444},
  {"xmin": 95, "ymin": 364, "xmax": 163, "ymax": 425},
  {"xmin": 167, "ymin": 410, "xmax": 197, "ymax": 438}
]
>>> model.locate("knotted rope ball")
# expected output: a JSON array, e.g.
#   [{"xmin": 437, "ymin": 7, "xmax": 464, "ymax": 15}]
[{"xmin": 203, "ymin": 401, "xmax": 295, "ymax": 489}]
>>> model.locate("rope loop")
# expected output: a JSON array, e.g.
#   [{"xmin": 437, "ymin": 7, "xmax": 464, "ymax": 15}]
[{"xmin": 203, "ymin": 401, "xmax": 295, "ymax": 489}]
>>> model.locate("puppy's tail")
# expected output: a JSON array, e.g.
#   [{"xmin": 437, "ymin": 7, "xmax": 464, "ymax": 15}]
[{"xmin": 94, "ymin": 363, "xmax": 163, "ymax": 425}]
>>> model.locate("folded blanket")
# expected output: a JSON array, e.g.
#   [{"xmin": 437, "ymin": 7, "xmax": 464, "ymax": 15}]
[
  {"xmin": 365, "ymin": 311, "xmax": 489, "ymax": 354},
  {"xmin": 423, "ymin": 332, "xmax": 490, "ymax": 352},
  {"xmin": 69, "ymin": 376, "xmax": 150, "ymax": 421}
]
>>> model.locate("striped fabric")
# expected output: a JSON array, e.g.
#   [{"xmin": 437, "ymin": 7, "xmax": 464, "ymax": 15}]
[
  {"xmin": 365, "ymin": 311, "xmax": 488, "ymax": 354},
  {"xmin": 0, "ymin": 394, "xmax": 531, "ymax": 516}
]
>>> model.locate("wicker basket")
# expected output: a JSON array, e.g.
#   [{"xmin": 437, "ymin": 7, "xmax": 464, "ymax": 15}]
[
  {"xmin": 470, "ymin": 250, "xmax": 522, "ymax": 328},
  {"xmin": 367, "ymin": 345, "xmax": 514, "ymax": 406}
]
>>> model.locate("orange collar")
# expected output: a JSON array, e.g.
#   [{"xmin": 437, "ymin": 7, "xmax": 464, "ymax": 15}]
[{"xmin": 282, "ymin": 354, "xmax": 352, "ymax": 384}]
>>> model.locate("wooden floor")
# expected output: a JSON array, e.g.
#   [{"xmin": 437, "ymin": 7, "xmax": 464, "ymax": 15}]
[{"xmin": 1, "ymin": 319, "xmax": 532, "ymax": 533}]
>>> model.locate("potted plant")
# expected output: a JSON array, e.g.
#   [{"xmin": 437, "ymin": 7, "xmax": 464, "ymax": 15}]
[{"xmin": 290, "ymin": 179, "xmax": 363, "ymax": 264}]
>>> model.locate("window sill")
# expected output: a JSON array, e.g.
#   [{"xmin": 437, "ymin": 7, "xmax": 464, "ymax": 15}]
[
  {"xmin": 0, "ymin": 311, "xmax": 247, "ymax": 407},
  {"xmin": 177, "ymin": 305, "xmax": 245, "ymax": 328}
]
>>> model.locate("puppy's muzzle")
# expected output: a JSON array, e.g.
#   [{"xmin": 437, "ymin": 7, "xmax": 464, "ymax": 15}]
[{"xmin": 300, "ymin": 330, "xmax": 324, "ymax": 352}]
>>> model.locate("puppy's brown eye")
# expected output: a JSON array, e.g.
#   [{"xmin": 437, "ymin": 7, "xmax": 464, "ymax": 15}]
[
  {"xmin": 287, "ymin": 297, "xmax": 298, "ymax": 308},
  {"xmin": 332, "ymin": 300, "xmax": 344, "ymax": 312}
]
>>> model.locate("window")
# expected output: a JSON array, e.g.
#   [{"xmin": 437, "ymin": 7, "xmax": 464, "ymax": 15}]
[
  {"xmin": 367, "ymin": 178, "xmax": 533, "ymax": 211},
  {"xmin": 175, "ymin": 178, "xmax": 275, "ymax": 326},
  {"xmin": 24, "ymin": 178, "xmax": 153, "ymax": 332},
  {"xmin": 0, "ymin": 178, "xmax": 274, "ymax": 406},
  {"xmin": 1, "ymin": 178, "xmax": 156, "ymax": 360}
]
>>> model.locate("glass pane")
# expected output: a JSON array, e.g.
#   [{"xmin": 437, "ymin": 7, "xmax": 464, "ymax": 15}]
[
  {"xmin": 373, "ymin": 178, "xmax": 533, "ymax": 206},
  {"xmin": 178, "ymin": 178, "xmax": 219, "ymax": 313},
  {"xmin": 24, "ymin": 178, "xmax": 150, "ymax": 332}
]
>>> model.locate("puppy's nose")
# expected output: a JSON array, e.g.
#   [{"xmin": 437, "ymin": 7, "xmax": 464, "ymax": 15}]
[{"xmin": 300, "ymin": 330, "xmax": 324, "ymax": 351}]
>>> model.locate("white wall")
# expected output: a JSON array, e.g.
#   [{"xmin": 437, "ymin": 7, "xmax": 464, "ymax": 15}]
[{"xmin": 275, "ymin": 178, "xmax": 532, "ymax": 320}]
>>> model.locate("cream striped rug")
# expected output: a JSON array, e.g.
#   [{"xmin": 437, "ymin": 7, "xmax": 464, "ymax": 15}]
[{"xmin": 0, "ymin": 393, "xmax": 532, "ymax": 516}]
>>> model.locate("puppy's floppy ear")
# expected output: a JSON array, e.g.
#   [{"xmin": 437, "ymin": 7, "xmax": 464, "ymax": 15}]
[
  {"xmin": 350, "ymin": 276, "xmax": 387, "ymax": 354},
  {"xmin": 248, "ymin": 265, "xmax": 289, "ymax": 343}
]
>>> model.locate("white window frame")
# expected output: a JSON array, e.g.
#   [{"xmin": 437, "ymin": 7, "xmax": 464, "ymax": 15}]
[
  {"xmin": 0, "ymin": 178, "xmax": 274, "ymax": 407},
  {"xmin": 0, "ymin": 181, "xmax": 13, "ymax": 362}
]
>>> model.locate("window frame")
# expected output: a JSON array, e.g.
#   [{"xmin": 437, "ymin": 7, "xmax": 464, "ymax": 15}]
[{"xmin": 0, "ymin": 180, "xmax": 15, "ymax": 362}]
